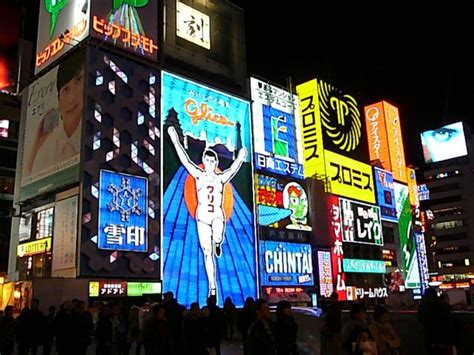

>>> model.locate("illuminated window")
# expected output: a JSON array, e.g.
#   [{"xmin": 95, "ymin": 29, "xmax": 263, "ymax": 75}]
[
  {"xmin": 432, "ymin": 220, "xmax": 463, "ymax": 230},
  {"xmin": 35, "ymin": 208, "xmax": 54, "ymax": 239},
  {"xmin": 428, "ymin": 170, "xmax": 462, "ymax": 180},
  {"xmin": 0, "ymin": 120, "xmax": 9, "ymax": 138}
]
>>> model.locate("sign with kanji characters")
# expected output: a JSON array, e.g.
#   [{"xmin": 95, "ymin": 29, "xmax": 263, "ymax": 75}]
[
  {"xmin": 328, "ymin": 195, "xmax": 346, "ymax": 300},
  {"xmin": 176, "ymin": 1, "xmax": 210, "ymax": 50},
  {"xmin": 251, "ymin": 78, "xmax": 304, "ymax": 179},
  {"xmin": 318, "ymin": 250, "xmax": 333, "ymax": 297},
  {"xmin": 91, "ymin": 0, "xmax": 158, "ymax": 59},
  {"xmin": 296, "ymin": 79, "xmax": 325, "ymax": 178},
  {"xmin": 325, "ymin": 150, "xmax": 375, "ymax": 203},
  {"xmin": 374, "ymin": 167, "xmax": 397, "ymax": 222},
  {"xmin": 343, "ymin": 259, "xmax": 386, "ymax": 273},
  {"xmin": 339, "ymin": 198, "xmax": 383, "ymax": 246},
  {"xmin": 98, "ymin": 170, "xmax": 148, "ymax": 252},
  {"xmin": 346, "ymin": 286, "xmax": 388, "ymax": 300},
  {"xmin": 255, "ymin": 173, "xmax": 311, "ymax": 231}
]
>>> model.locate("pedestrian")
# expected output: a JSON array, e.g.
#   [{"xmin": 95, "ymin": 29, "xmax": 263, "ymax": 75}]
[
  {"xmin": 17, "ymin": 299, "xmax": 45, "ymax": 355},
  {"xmin": 127, "ymin": 305, "xmax": 142, "ymax": 355},
  {"xmin": 238, "ymin": 297, "xmax": 256, "ymax": 355},
  {"xmin": 321, "ymin": 292, "xmax": 342, "ymax": 355},
  {"xmin": 163, "ymin": 291, "xmax": 184, "ymax": 353},
  {"xmin": 369, "ymin": 305, "xmax": 400, "ymax": 355},
  {"xmin": 341, "ymin": 302, "xmax": 376, "ymax": 355},
  {"xmin": 142, "ymin": 304, "xmax": 172, "ymax": 355},
  {"xmin": 54, "ymin": 301, "xmax": 77, "ymax": 355},
  {"xmin": 247, "ymin": 298, "xmax": 276, "ymax": 355},
  {"xmin": 96, "ymin": 303, "xmax": 120, "ymax": 355},
  {"xmin": 0, "ymin": 306, "xmax": 15, "ymax": 355},
  {"xmin": 274, "ymin": 300, "xmax": 299, "ymax": 355},
  {"xmin": 207, "ymin": 295, "xmax": 226, "ymax": 355},
  {"xmin": 74, "ymin": 300, "xmax": 94, "ymax": 355},
  {"xmin": 184, "ymin": 303, "xmax": 207, "ymax": 355},
  {"xmin": 224, "ymin": 297, "xmax": 236, "ymax": 341},
  {"xmin": 43, "ymin": 306, "xmax": 56, "ymax": 355},
  {"xmin": 418, "ymin": 288, "xmax": 456, "ymax": 355}
]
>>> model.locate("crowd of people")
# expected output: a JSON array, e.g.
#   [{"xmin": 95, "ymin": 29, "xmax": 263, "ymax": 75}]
[{"xmin": 0, "ymin": 289, "xmax": 461, "ymax": 355}]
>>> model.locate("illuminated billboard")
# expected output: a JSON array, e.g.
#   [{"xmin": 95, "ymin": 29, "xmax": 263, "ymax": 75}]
[
  {"xmin": 255, "ymin": 173, "xmax": 311, "ymax": 231},
  {"xmin": 364, "ymin": 101, "xmax": 407, "ymax": 182},
  {"xmin": 374, "ymin": 167, "xmax": 397, "ymax": 222},
  {"xmin": 318, "ymin": 250, "xmax": 333, "ymax": 297},
  {"xmin": 251, "ymin": 78, "xmax": 304, "ymax": 179},
  {"xmin": 318, "ymin": 80, "xmax": 365, "ymax": 160},
  {"xmin": 176, "ymin": 1, "xmax": 210, "ymax": 50},
  {"xmin": 81, "ymin": 48, "xmax": 160, "ymax": 279},
  {"xmin": 421, "ymin": 122, "xmax": 468, "ymax": 163},
  {"xmin": 328, "ymin": 195, "xmax": 346, "ymax": 300},
  {"xmin": 21, "ymin": 50, "xmax": 84, "ymax": 201},
  {"xmin": 17, "ymin": 238, "xmax": 52, "ymax": 257},
  {"xmin": 406, "ymin": 168, "xmax": 419, "ymax": 207},
  {"xmin": 325, "ymin": 150, "xmax": 375, "ymax": 204},
  {"xmin": 343, "ymin": 259, "xmax": 386, "ymax": 274},
  {"xmin": 394, "ymin": 182, "xmax": 420, "ymax": 289},
  {"xmin": 162, "ymin": 71, "xmax": 256, "ymax": 307},
  {"xmin": 339, "ymin": 198, "xmax": 383, "ymax": 246},
  {"xmin": 296, "ymin": 80, "xmax": 324, "ymax": 178},
  {"xmin": 98, "ymin": 171, "xmax": 148, "ymax": 252},
  {"xmin": 89, "ymin": 281, "xmax": 161, "ymax": 297},
  {"xmin": 91, "ymin": 0, "xmax": 158, "ymax": 59},
  {"xmin": 259, "ymin": 240, "xmax": 314, "ymax": 287},
  {"xmin": 36, "ymin": 0, "xmax": 89, "ymax": 74}
]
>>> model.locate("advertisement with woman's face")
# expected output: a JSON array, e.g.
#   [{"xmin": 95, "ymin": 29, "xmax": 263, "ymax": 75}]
[
  {"xmin": 421, "ymin": 122, "xmax": 468, "ymax": 164},
  {"xmin": 21, "ymin": 50, "xmax": 84, "ymax": 201}
]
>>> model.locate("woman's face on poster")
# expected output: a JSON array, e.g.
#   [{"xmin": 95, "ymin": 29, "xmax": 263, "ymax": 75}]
[{"xmin": 58, "ymin": 65, "xmax": 84, "ymax": 127}]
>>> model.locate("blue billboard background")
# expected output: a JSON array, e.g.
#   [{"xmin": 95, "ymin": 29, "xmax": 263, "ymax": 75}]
[
  {"xmin": 162, "ymin": 71, "xmax": 257, "ymax": 307},
  {"xmin": 259, "ymin": 240, "xmax": 314, "ymax": 286},
  {"xmin": 98, "ymin": 170, "xmax": 148, "ymax": 252},
  {"xmin": 374, "ymin": 167, "xmax": 397, "ymax": 223}
]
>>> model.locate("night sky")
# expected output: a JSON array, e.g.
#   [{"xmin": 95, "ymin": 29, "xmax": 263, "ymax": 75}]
[{"xmin": 233, "ymin": 1, "xmax": 474, "ymax": 166}]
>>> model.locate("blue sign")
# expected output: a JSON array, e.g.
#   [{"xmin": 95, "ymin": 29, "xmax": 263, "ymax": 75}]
[
  {"xmin": 343, "ymin": 258, "xmax": 386, "ymax": 274},
  {"xmin": 259, "ymin": 240, "xmax": 314, "ymax": 286},
  {"xmin": 98, "ymin": 170, "xmax": 148, "ymax": 252},
  {"xmin": 374, "ymin": 167, "xmax": 397, "ymax": 222}
]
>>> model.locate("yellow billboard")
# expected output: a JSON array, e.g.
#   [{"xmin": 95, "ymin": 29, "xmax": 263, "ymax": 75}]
[
  {"xmin": 407, "ymin": 167, "xmax": 419, "ymax": 206},
  {"xmin": 325, "ymin": 150, "xmax": 375, "ymax": 203},
  {"xmin": 17, "ymin": 237, "xmax": 52, "ymax": 257},
  {"xmin": 296, "ymin": 79, "xmax": 325, "ymax": 178}
]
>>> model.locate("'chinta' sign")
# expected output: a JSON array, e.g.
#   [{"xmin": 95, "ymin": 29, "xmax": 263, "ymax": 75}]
[
  {"xmin": 98, "ymin": 170, "xmax": 148, "ymax": 252},
  {"xmin": 339, "ymin": 198, "xmax": 383, "ymax": 246},
  {"xmin": 255, "ymin": 173, "xmax": 311, "ymax": 231},
  {"xmin": 325, "ymin": 150, "xmax": 375, "ymax": 204},
  {"xmin": 251, "ymin": 78, "xmax": 305, "ymax": 179}
]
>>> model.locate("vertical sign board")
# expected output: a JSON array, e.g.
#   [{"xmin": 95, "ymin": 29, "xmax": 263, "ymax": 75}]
[
  {"xmin": 365, "ymin": 102, "xmax": 390, "ymax": 168},
  {"xmin": 161, "ymin": 71, "xmax": 256, "ymax": 307},
  {"xmin": 176, "ymin": 1, "xmax": 211, "ymax": 50},
  {"xmin": 407, "ymin": 167, "xmax": 419, "ymax": 207},
  {"xmin": 52, "ymin": 195, "xmax": 79, "ymax": 275},
  {"xmin": 259, "ymin": 240, "xmax": 314, "ymax": 287},
  {"xmin": 374, "ymin": 167, "xmax": 397, "ymax": 222},
  {"xmin": 318, "ymin": 250, "xmax": 333, "ymax": 297},
  {"xmin": 296, "ymin": 80, "xmax": 325, "ymax": 178},
  {"xmin": 98, "ymin": 171, "xmax": 148, "ymax": 252},
  {"xmin": 328, "ymin": 195, "xmax": 346, "ymax": 300},
  {"xmin": 91, "ymin": 0, "xmax": 159, "ymax": 59},
  {"xmin": 250, "ymin": 78, "xmax": 305, "ymax": 179},
  {"xmin": 384, "ymin": 102, "xmax": 407, "ymax": 182},
  {"xmin": 394, "ymin": 182, "xmax": 420, "ymax": 289},
  {"xmin": 36, "ymin": 0, "xmax": 90, "ymax": 74}
]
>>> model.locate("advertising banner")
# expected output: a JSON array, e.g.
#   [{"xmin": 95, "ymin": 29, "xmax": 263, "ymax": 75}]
[
  {"xmin": 91, "ymin": 0, "xmax": 158, "ymax": 59},
  {"xmin": 343, "ymin": 259, "xmax": 386, "ymax": 273},
  {"xmin": 21, "ymin": 50, "xmax": 84, "ymax": 201},
  {"xmin": 36, "ymin": 0, "xmax": 90, "ymax": 74},
  {"xmin": 328, "ymin": 195, "xmax": 346, "ymax": 300},
  {"xmin": 318, "ymin": 250, "xmax": 333, "ymax": 297},
  {"xmin": 325, "ymin": 150, "xmax": 375, "ymax": 204},
  {"xmin": 162, "ymin": 71, "xmax": 256, "ymax": 306},
  {"xmin": 365, "ymin": 102, "xmax": 390, "ymax": 167},
  {"xmin": 259, "ymin": 240, "xmax": 314, "ymax": 286},
  {"xmin": 421, "ymin": 122, "xmax": 468, "ymax": 164},
  {"xmin": 374, "ymin": 167, "xmax": 397, "ymax": 222},
  {"xmin": 251, "ymin": 78, "xmax": 304, "ymax": 179},
  {"xmin": 52, "ymin": 195, "xmax": 79, "ymax": 274},
  {"xmin": 384, "ymin": 102, "xmax": 407, "ymax": 182},
  {"xmin": 255, "ymin": 173, "xmax": 311, "ymax": 231}
]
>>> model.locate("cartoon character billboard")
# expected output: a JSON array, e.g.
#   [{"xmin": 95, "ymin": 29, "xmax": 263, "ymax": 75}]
[{"xmin": 161, "ymin": 71, "xmax": 256, "ymax": 306}]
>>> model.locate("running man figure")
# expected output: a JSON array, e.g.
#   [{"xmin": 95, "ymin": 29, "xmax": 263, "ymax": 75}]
[{"xmin": 168, "ymin": 126, "xmax": 247, "ymax": 297}]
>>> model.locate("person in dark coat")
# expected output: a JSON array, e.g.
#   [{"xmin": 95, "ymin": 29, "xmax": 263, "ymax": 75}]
[
  {"xmin": 418, "ymin": 288, "xmax": 455, "ymax": 354},
  {"xmin": 223, "ymin": 297, "xmax": 236, "ymax": 341},
  {"xmin": 142, "ymin": 304, "xmax": 173, "ymax": 355},
  {"xmin": 341, "ymin": 302, "xmax": 374, "ymax": 355},
  {"xmin": 206, "ymin": 295, "xmax": 226, "ymax": 355},
  {"xmin": 96, "ymin": 304, "xmax": 120, "ymax": 355},
  {"xmin": 163, "ymin": 291, "xmax": 184, "ymax": 353},
  {"xmin": 74, "ymin": 301, "xmax": 94, "ymax": 355},
  {"xmin": 54, "ymin": 301, "xmax": 77, "ymax": 355},
  {"xmin": 0, "ymin": 306, "xmax": 15, "ymax": 355},
  {"xmin": 247, "ymin": 299, "xmax": 276, "ymax": 355},
  {"xmin": 184, "ymin": 303, "xmax": 207, "ymax": 355},
  {"xmin": 43, "ymin": 306, "xmax": 56, "ymax": 355},
  {"xmin": 274, "ymin": 300, "xmax": 298, "ymax": 355},
  {"xmin": 321, "ymin": 292, "xmax": 342, "ymax": 354},
  {"xmin": 17, "ymin": 299, "xmax": 45, "ymax": 355},
  {"xmin": 238, "ymin": 297, "xmax": 256, "ymax": 355}
]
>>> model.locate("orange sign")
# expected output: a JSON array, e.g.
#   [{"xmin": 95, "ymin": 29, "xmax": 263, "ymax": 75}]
[
  {"xmin": 384, "ymin": 102, "xmax": 407, "ymax": 182},
  {"xmin": 406, "ymin": 167, "xmax": 419, "ymax": 206},
  {"xmin": 365, "ymin": 102, "xmax": 390, "ymax": 168}
]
